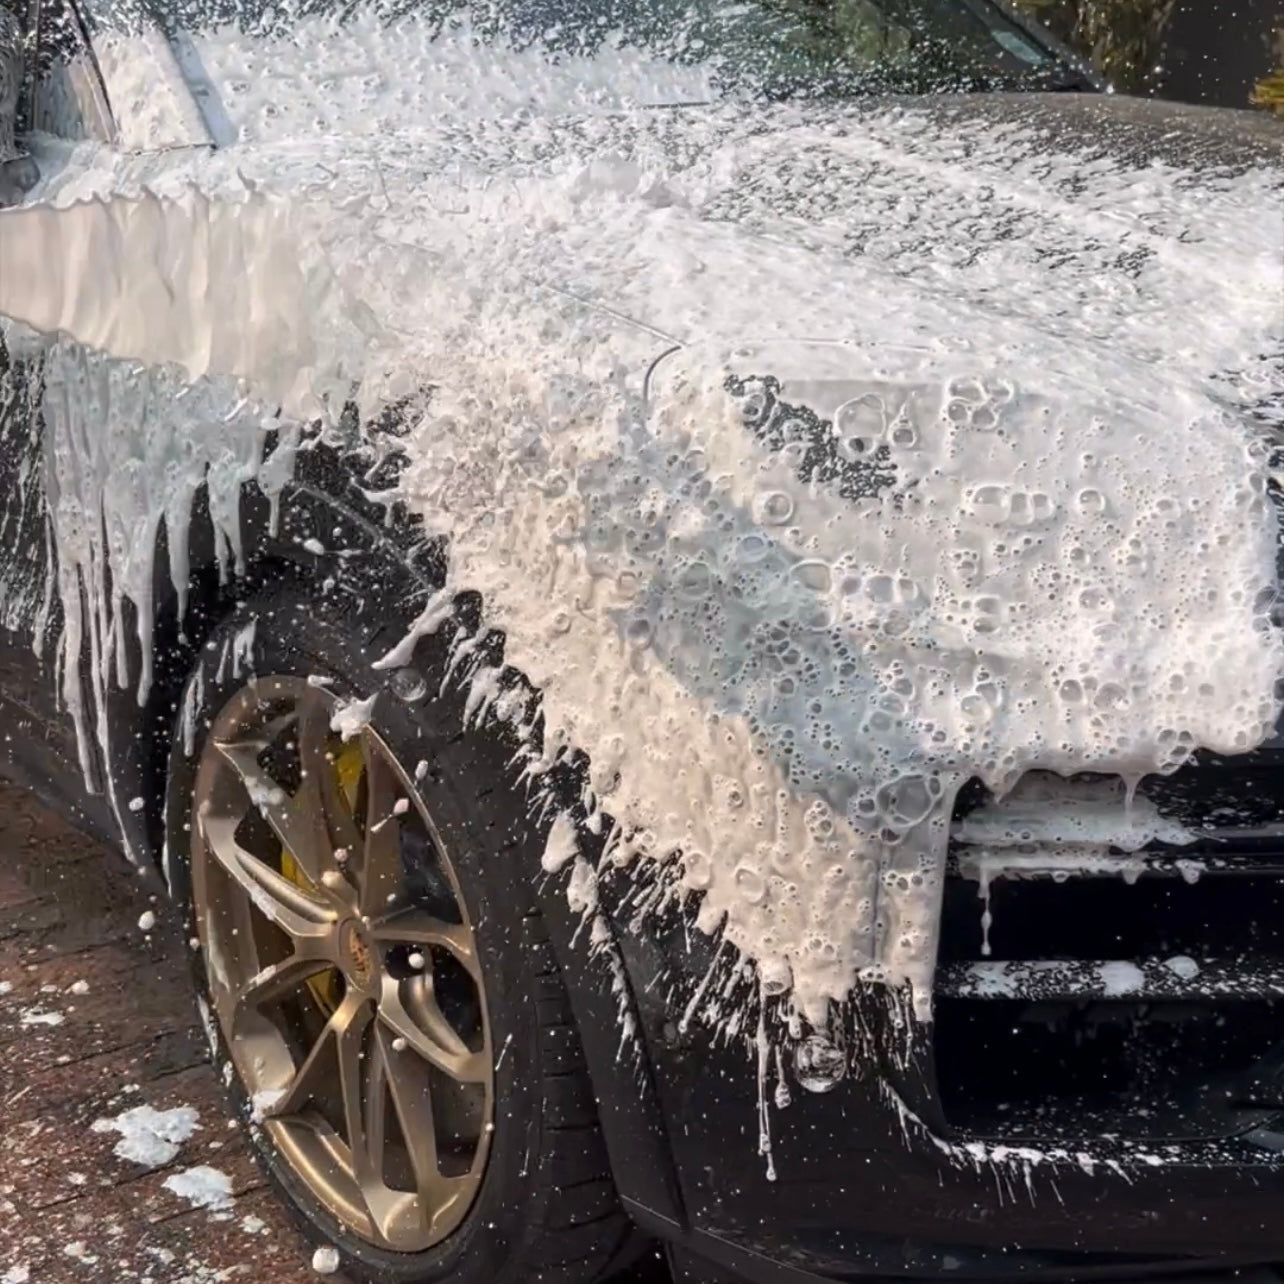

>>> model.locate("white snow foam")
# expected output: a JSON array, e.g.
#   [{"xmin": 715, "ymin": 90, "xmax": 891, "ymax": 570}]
[
  {"xmin": 91, "ymin": 1103, "xmax": 200, "ymax": 1166},
  {"xmin": 162, "ymin": 1164, "xmax": 234, "ymax": 1211},
  {"xmin": 0, "ymin": 18, "xmax": 1279, "ymax": 1050},
  {"xmin": 182, "ymin": 10, "xmax": 716, "ymax": 145},
  {"xmin": 390, "ymin": 333, "xmax": 1282, "ymax": 1024}
]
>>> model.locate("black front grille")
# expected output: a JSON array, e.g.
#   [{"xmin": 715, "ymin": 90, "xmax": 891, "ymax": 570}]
[{"xmin": 932, "ymin": 756, "xmax": 1284, "ymax": 1145}]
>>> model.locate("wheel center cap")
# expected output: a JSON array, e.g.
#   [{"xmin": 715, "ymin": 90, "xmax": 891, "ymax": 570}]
[{"xmin": 339, "ymin": 919, "xmax": 377, "ymax": 988}]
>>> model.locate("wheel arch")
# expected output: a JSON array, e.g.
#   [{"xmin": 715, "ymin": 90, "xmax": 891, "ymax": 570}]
[{"xmin": 103, "ymin": 431, "xmax": 689, "ymax": 1236}]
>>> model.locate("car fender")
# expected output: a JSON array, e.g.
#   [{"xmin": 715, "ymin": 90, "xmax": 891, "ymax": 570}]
[{"xmin": 97, "ymin": 429, "xmax": 689, "ymax": 1232}]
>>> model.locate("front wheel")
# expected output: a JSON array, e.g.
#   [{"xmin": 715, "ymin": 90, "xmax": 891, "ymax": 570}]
[{"xmin": 165, "ymin": 584, "xmax": 632, "ymax": 1284}]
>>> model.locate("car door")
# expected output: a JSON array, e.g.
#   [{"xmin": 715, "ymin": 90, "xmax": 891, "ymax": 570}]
[
  {"xmin": 0, "ymin": 0, "xmax": 257, "ymax": 846},
  {"xmin": 0, "ymin": 0, "xmax": 123, "ymax": 833}
]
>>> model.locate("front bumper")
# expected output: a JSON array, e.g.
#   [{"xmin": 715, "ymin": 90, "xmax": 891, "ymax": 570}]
[{"xmin": 607, "ymin": 897, "xmax": 1284, "ymax": 1282}]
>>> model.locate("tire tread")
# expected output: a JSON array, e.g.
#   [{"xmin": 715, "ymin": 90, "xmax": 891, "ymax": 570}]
[{"xmin": 518, "ymin": 911, "xmax": 632, "ymax": 1281}]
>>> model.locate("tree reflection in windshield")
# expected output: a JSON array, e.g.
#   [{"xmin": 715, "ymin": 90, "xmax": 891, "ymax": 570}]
[{"xmin": 154, "ymin": 0, "xmax": 1083, "ymax": 97}]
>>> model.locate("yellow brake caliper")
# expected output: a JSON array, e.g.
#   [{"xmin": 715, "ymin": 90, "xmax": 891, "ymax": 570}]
[{"xmin": 279, "ymin": 740, "xmax": 366, "ymax": 1015}]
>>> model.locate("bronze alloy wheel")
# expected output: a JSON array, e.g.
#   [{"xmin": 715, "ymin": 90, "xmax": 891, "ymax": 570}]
[{"xmin": 189, "ymin": 676, "xmax": 494, "ymax": 1253}]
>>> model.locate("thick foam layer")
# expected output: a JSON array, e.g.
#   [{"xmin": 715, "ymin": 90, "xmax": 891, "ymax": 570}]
[
  {"xmin": 182, "ymin": 10, "xmax": 716, "ymax": 143},
  {"xmin": 1, "ymin": 14, "xmax": 1281, "ymax": 1040},
  {"xmin": 954, "ymin": 774, "xmax": 1198, "ymax": 852},
  {"xmin": 392, "ymin": 338, "xmax": 1281, "ymax": 1022},
  {"xmin": 0, "ymin": 191, "xmax": 359, "ymax": 419}
]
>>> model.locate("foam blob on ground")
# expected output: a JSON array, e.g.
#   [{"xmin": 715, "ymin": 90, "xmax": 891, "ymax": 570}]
[
  {"xmin": 90, "ymin": 1104, "xmax": 200, "ymax": 1166},
  {"xmin": 18, "ymin": 1008, "xmax": 63, "ymax": 1027},
  {"xmin": 311, "ymin": 1245, "xmax": 341, "ymax": 1275},
  {"xmin": 161, "ymin": 1164, "xmax": 234, "ymax": 1211}
]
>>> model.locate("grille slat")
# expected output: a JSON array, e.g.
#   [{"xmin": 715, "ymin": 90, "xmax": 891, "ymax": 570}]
[
  {"xmin": 931, "ymin": 763, "xmax": 1284, "ymax": 1143},
  {"xmin": 947, "ymin": 850, "xmax": 1284, "ymax": 881},
  {"xmin": 937, "ymin": 956, "xmax": 1284, "ymax": 1002}
]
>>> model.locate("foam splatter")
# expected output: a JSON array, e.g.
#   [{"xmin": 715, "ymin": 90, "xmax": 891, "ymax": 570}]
[{"xmin": 90, "ymin": 1104, "xmax": 200, "ymax": 1166}]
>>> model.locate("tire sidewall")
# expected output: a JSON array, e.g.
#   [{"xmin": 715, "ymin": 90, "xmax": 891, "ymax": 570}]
[{"xmin": 165, "ymin": 584, "xmax": 561, "ymax": 1284}]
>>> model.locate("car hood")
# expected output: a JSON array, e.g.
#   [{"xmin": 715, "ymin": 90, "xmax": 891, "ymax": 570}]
[{"xmin": 10, "ymin": 90, "xmax": 1283, "ymax": 421}]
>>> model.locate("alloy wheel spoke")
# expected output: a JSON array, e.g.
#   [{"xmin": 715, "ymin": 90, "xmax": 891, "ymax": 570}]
[
  {"xmin": 198, "ymin": 808, "xmax": 336, "ymax": 943},
  {"xmin": 237, "ymin": 949, "xmax": 334, "ymax": 1012},
  {"xmin": 210, "ymin": 747, "xmax": 319, "ymax": 885},
  {"xmin": 210, "ymin": 706, "xmax": 352, "ymax": 891},
  {"xmin": 377, "ymin": 973, "xmax": 488, "ymax": 1084},
  {"xmin": 336, "ymin": 993, "xmax": 380, "ymax": 1189},
  {"xmin": 378, "ymin": 1025, "xmax": 476, "ymax": 1215},
  {"xmin": 370, "ymin": 910, "xmax": 480, "ymax": 984},
  {"xmin": 267, "ymin": 991, "xmax": 372, "ymax": 1121},
  {"xmin": 354, "ymin": 1029, "xmax": 423, "ymax": 1242},
  {"xmin": 355, "ymin": 737, "xmax": 407, "ymax": 918},
  {"xmin": 362, "ymin": 1028, "xmax": 391, "ymax": 1181}
]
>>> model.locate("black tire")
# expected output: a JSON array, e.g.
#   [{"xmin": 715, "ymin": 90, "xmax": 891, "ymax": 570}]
[{"xmin": 165, "ymin": 580, "xmax": 633, "ymax": 1284}]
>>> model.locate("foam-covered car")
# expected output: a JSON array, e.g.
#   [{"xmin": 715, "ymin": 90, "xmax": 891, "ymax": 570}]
[{"xmin": 2, "ymin": 2, "xmax": 1284, "ymax": 1281}]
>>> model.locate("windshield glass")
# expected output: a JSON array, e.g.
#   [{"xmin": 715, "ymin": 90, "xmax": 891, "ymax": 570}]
[
  {"xmin": 418, "ymin": 0, "xmax": 1066, "ymax": 94},
  {"xmin": 155, "ymin": 0, "xmax": 1076, "ymax": 99}
]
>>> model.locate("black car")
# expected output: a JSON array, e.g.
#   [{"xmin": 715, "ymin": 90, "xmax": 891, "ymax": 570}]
[{"xmin": 2, "ymin": 1, "xmax": 1284, "ymax": 1281}]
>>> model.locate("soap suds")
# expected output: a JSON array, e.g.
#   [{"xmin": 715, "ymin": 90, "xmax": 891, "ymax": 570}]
[
  {"xmin": 954, "ymin": 773, "xmax": 1197, "ymax": 852},
  {"xmin": 162, "ymin": 1164, "xmax": 233, "ymax": 1212},
  {"xmin": 163, "ymin": 10, "xmax": 717, "ymax": 150},
  {"xmin": 249, "ymin": 1087, "xmax": 286, "ymax": 1123},
  {"xmin": 90, "ymin": 1104, "xmax": 200, "ymax": 1166},
  {"xmin": 18, "ymin": 1008, "xmax": 63, "ymax": 1027},
  {"xmin": 311, "ymin": 1245, "xmax": 341, "ymax": 1275},
  {"xmin": 0, "ymin": 2, "xmax": 1281, "ymax": 1152},
  {"xmin": 541, "ymin": 812, "xmax": 580, "ymax": 874},
  {"xmin": 1166, "ymin": 954, "xmax": 1201, "ymax": 980},
  {"xmin": 395, "ymin": 338, "xmax": 1281, "ymax": 1027},
  {"xmin": 951, "ymin": 772, "xmax": 1203, "ymax": 947},
  {"xmin": 330, "ymin": 692, "xmax": 378, "ymax": 740}
]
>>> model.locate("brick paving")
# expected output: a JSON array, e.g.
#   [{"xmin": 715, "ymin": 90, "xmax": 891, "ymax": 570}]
[
  {"xmin": 0, "ymin": 780, "xmax": 331, "ymax": 1284},
  {"xmin": 0, "ymin": 781, "xmax": 669, "ymax": 1284}
]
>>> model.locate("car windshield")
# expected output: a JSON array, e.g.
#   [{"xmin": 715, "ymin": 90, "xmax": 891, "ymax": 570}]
[{"xmin": 160, "ymin": 0, "xmax": 1082, "ymax": 98}]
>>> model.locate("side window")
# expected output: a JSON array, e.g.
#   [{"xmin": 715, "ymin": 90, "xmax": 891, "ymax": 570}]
[{"xmin": 27, "ymin": 0, "xmax": 114, "ymax": 146}]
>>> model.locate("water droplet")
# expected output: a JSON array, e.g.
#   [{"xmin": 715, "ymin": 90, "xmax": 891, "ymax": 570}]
[
  {"xmin": 793, "ymin": 1035, "xmax": 847, "ymax": 1093},
  {"xmin": 390, "ymin": 667, "xmax": 427, "ymax": 703},
  {"xmin": 734, "ymin": 864, "xmax": 767, "ymax": 904}
]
